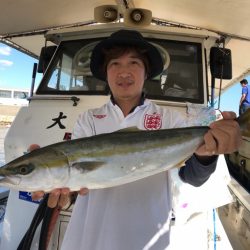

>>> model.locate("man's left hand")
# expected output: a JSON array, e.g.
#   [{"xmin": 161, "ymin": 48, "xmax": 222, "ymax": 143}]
[{"xmin": 195, "ymin": 111, "xmax": 241, "ymax": 156}]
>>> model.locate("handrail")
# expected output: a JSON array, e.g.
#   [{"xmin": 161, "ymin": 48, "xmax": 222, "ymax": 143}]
[{"xmin": 27, "ymin": 96, "xmax": 80, "ymax": 106}]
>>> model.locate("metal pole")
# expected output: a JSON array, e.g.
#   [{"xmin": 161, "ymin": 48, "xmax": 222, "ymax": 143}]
[
  {"xmin": 211, "ymin": 76, "xmax": 215, "ymax": 107},
  {"xmin": 29, "ymin": 63, "xmax": 37, "ymax": 97}
]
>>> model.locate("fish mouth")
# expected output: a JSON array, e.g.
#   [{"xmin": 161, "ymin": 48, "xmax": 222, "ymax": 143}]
[{"xmin": 0, "ymin": 176, "xmax": 21, "ymax": 187}]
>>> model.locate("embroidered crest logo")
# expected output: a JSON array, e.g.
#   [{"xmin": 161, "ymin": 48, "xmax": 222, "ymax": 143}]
[
  {"xmin": 144, "ymin": 113, "xmax": 162, "ymax": 130},
  {"xmin": 93, "ymin": 114, "xmax": 106, "ymax": 119}
]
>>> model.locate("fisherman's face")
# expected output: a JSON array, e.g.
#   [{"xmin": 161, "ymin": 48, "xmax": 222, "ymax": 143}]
[{"xmin": 106, "ymin": 51, "xmax": 146, "ymax": 102}]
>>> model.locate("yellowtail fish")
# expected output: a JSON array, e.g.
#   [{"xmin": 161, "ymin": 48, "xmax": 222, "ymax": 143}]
[{"xmin": 0, "ymin": 109, "xmax": 249, "ymax": 192}]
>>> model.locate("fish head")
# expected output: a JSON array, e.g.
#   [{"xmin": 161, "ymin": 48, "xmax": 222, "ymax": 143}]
[{"xmin": 0, "ymin": 147, "xmax": 69, "ymax": 192}]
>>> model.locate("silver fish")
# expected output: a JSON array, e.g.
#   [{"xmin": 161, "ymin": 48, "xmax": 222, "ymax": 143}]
[{"xmin": 0, "ymin": 109, "xmax": 249, "ymax": 192}]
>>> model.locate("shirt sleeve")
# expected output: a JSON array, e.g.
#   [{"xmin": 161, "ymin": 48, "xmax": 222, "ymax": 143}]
[
  {"xmin": 72, "ymin": 111, "xmax": 95, "ymax": 139},
  {"xmin": 178, "ymin": 154, "xmax": 218, "ymax": 187},
  {"xmin": 242, "ymin": 86, "xmax": 248, "ymax": 95}
]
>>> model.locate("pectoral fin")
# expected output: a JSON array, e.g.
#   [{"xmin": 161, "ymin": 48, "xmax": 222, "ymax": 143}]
[{"xmin": 72, "ymin": 161, "xmax": 104, "ymax": 172}]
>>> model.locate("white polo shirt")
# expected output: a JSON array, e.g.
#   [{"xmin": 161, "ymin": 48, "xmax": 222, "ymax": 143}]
[{"xmin": 62, "ymin": 99, "xmax": 187, "ymax": 250}]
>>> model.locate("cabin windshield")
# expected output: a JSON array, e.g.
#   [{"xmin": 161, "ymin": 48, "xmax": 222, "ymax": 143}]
[{"xmin": 37, "ymin": 37, "xmax": 204, "ymax": 103}]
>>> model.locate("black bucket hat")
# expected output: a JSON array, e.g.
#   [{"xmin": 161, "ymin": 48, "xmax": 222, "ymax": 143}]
[{"xmin": 90, "ymin": 29, "xmax": 163, "ymax": 81}]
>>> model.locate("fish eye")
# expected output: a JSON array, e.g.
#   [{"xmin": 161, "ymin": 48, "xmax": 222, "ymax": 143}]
[{"xmin": 17, "ymin": 164, "xmax": 35, "ymax": 175}]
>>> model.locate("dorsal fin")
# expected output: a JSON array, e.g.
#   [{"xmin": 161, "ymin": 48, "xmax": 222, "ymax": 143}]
[{"xmin": 115, "ymin": 127, "xmax": 141, "ymax": 133}]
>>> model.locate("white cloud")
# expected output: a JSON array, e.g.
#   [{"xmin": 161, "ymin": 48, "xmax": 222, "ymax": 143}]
[
  {"xmin": 0, "ymin": 46, "xmax": 11, "ymax": 56},
  {"xmin": 0, "ymin": 59, "xmax": 13, "ymax": 67}
]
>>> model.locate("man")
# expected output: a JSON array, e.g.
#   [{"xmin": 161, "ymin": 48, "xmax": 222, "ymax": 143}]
[
  {"xmin": 32, "ymin": 29, "xmax": 240, "ymax": 250},
  {"xmin": 239, "ymin": 78, "xmax": 250, "ymax": 115}
]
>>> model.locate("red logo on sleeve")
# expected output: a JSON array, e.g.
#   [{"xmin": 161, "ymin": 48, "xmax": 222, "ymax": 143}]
[{"xmin": 144, "ymin": 113, "xmax": 162, "ymax": 130}]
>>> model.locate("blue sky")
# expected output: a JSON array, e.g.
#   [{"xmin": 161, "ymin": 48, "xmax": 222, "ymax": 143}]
[
  {"xmin": 0, "ymin": 42, "xmax": 246, "ymax": 115},
  {"xmin": 0, "ymin": 43, "xmax": 42, "ymax": 91},
  {"xmin": 218, "ymin": 84, "xmax": 243, "ymax": 115}
]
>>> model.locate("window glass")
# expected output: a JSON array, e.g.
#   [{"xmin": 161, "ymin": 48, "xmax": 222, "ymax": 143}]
[
  {"xmin": 144, "ymin": 41, "xmax": 203, "ymax": 103},
  {"xmin": 37, "ymin": 37, "xmax": 203, "ymax": 103},
  {"xmin": 13, "ymin": 91, "xmax": 28, "ymax": 99},
  {"xmin": 0, "ymin": 90, "xmax": 11, "ymax": 98}
]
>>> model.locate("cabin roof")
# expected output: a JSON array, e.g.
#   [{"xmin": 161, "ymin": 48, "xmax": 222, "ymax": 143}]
[{"xmin": 1, "ymin": 0, "xmax": 250, "ymax": 94}]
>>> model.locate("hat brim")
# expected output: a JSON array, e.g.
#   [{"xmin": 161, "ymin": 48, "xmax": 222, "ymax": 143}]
[{"xmin": 90, "ymin": 36, "xmax": 163, "ymax": 81}]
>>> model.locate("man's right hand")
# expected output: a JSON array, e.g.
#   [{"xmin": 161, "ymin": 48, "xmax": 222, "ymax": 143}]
[
  {"xmin": 28, "ymin": 144, "xmax": 89, "ymax": 208},
  {"xmin": 32, "ymin": 187, "xmax": 89, "ymax": 208}
]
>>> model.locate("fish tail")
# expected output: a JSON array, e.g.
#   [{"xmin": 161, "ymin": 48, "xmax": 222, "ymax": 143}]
[{"xmin": 237, "ymin": 108, "xmax": 250, "ymax": 137}]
